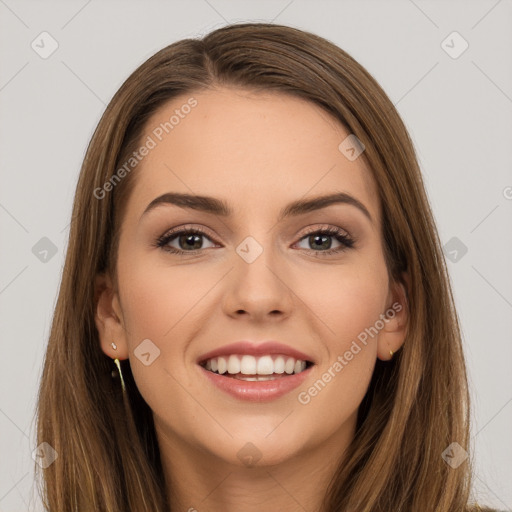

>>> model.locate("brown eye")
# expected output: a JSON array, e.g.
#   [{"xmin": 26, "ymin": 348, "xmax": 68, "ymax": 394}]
[
  {"xmin": 156, "ymin": 227, "xmax": 218, "ymax": 254},
  {"xmin": 295, "ymin": 227, "xmax": 355, "ymax": 255}
]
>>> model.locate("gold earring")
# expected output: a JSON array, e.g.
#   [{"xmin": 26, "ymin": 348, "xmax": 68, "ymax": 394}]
[
  {"xmin": 112, "ymin": 357, "xmax": 126, "ymax": 393},
  {"xmin": 389, "ymin": 349, "xmax": 394, "ymax": 359},
  {"xmin": 111, "ymin": 342, "xmax": 126, "ymax": 393}
]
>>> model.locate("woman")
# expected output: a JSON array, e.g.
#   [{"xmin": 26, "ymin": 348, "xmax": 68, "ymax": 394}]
[{"xmin": 35, "ymin": 22, "xmax": 499, "ymax": 511}]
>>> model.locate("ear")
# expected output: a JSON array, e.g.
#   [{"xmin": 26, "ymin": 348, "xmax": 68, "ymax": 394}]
[
  {"xmin": 94, "ymin": 273, "xmax": 129, "ymax": 360},
  {"xmin": 376, "ymin": 271, "xmax": 409, "ymax": 361}
]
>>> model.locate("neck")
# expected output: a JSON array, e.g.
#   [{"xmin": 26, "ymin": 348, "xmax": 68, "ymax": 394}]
[{"xmin": 155, "ymin": 416, "xmax": 356, "ymax": 512}]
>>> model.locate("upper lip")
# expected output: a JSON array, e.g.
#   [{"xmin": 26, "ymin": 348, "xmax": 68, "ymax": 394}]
[{"xmin": 197, "ymin": 341, "xmax": 316, "ymax": 365}]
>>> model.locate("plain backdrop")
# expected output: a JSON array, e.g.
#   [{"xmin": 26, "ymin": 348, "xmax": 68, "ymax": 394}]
[{"xmin": 0, "ymin": 1, "xmax": 511, "ymax": 510}]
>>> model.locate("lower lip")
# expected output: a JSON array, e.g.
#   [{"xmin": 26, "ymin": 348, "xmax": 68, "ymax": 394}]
[{"xmin": 198, "ymin": 365, "xmax": 313, "ymax": 402}]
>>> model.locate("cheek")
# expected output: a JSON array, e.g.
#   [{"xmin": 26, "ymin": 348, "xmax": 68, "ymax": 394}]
[
  {"xmin": 116, "ymin": 253, "xmax": 227, "ymax": 405},
  {"xmin": 295, "ymin": 259, "xmax": 388, "ymax": 348},
  {"xmin": 115, "ymin": 253, "xmax": 209, "ymax": 415},
  {"xmin": 328, "ymin": 276, "xmax": 387, "ymax": 345},
  {"xmin": 294, "ymin": 267, "xmax": 387, "ymax": 431},
  {"xmin": 118, "ymin": 252, "xmax": 216, "ymax": 342}
]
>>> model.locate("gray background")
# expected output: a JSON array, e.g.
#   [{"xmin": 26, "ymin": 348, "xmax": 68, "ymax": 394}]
[{"xmin": 0, "ymin": 0, "xmax": 511, "ymax": 510}]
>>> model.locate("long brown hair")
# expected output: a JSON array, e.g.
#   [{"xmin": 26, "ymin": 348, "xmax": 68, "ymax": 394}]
[{"xmin": 35, "ymin": 22, "xmax": 486, "ymax": 511}]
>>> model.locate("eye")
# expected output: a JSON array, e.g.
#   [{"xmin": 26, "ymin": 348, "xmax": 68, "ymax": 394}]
[
  {"xmin": 155, "ymin": 226, "xmax": 218, "ymax": 254},
  {"xmin": 294, "ymin": 226, "xmax": 355, "ymax": 256},
  {"xmin": 154, "ymin": 224, "xmax": 355, "ymax": 256}
]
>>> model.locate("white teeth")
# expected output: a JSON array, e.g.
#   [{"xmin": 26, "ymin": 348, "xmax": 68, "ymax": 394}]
[
  {"xmin": 235, "ymin": 375, "xmax": 277, "ymax": 381},
  {"xmin": 274, "ymin": 356, "xmax": 285, "ymax": 374},
  {"xmin": 227, "ymin": 354, "xmax": 241, "ymax": 374},
  {"xmin": 217, "ymin": 356, "xmax": 227, "ymax": 374},
  {"xmin": 240, "ymin": 355, "xmax": 257, "ymax": 375},
  {"xmin": 256, "ymin": 355, "xmax": 274, "ymax": 375},
  {"xmin": 284, "ymin": 357, "xmax": 295, "ymax": 374},
  {"xmin": 202, "ymin": 354, "xmax": 310, "ymax": 376}
]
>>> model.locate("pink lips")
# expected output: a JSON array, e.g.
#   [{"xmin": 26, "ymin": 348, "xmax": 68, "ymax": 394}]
[
  {"xmin": 197, "ymin": 340, "xmax": 315, "ymax": 402},
  {"xmin": 197, "ymin": 340, "xmax": 315, "ymax": 365},
  {"xmin": 198, "ymin": 364, "xmax": 313, "ymax": 402}
]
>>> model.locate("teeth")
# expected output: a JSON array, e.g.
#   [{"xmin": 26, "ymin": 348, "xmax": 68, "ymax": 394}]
[
  {"xmin": 284, "ymin": 358, "xmax": 295, "ymax": 374},
  {"xmin": 217, "ymin": 356, "xmax": 227, "ymax": 374},
  {"xmin": 235, "ymin": 375, "xmax": 277, "ymax": 381},
  {"xmin": 227, "ymin": 354, "xmax": 241, "ymax": 374},
  {"xmin": 202, "ymin": 354, "xmax": 309, "ymax": 376},
  {"xmin": 256, "ymin": 355, "xmax": 274, "ymax": 375},
  {"xmin": 274, "ymin": 356, "xmax": 285, "ymax": 374},
  {"xmin": 240, "ymin": 355, "xmax": 257, "ymax": 374}
]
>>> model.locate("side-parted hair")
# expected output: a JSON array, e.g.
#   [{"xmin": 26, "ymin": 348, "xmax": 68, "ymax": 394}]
[{"xmin": 35, "ymin": 22, "xmax": 485, "ymax": 511}]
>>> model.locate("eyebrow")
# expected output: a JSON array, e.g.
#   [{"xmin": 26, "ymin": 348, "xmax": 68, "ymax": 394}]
[{"xmin": 141, "ymin": 191, "xmax": 373, "ymax": 224}]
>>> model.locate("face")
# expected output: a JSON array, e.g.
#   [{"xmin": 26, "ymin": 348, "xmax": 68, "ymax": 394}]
[{"xmin": 96, "ymin": 87, "xmax": 407, "ymax": 471}]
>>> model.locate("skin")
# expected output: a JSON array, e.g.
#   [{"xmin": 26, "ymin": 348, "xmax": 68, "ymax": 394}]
[{"xmin": 95, "ymin": 87, "xmax": 408, "ymax": 512}]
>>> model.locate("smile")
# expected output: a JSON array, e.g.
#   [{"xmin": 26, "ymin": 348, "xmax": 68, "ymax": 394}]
[
  {"xmin": 201, "ymin": 354, "xmax": 312, "ymax": 380},
  {"xmin": 198, "ymin": 354, "xmax": 315, "ymax": 402}
]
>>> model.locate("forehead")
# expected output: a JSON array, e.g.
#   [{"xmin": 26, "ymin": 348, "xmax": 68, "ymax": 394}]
[{"xmin": 125, "ymin": 87, "xmax": 380, "ymax": 226}]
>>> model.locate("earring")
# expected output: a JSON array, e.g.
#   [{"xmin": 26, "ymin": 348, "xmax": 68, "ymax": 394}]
[
  {"xmin": 110, "ymin": 342, "xmax": 126, "ymax": 393},
  {"xmin": 389, "ymin": 349, "xmax": 394, "ymax": 359},
  {"xmin": 113, "ymin": 358, "xmax": 126, "ymax": 393}
]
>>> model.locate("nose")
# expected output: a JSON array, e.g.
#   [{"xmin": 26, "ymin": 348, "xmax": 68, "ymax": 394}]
[{"xmin": 222, "ymin": 243, "xmax": 294, "ymax": 322}]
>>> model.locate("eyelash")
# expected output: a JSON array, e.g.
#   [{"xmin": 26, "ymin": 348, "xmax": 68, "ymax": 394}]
[{"xmin": 154, "ymin": 224, "xmax": 355, "ymax": 257}]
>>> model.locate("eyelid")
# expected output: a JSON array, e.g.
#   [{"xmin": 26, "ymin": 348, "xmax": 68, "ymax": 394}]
[
  {"xmin": 299, "ymin": 223, "xmax": 350, "ymax": 237},
  {"xmin": 160, "ymin": 223, "xmax": 218, "ymax": 240}
]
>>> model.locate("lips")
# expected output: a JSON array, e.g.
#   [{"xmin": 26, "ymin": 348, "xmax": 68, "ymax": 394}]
[
  {"xmin": 198, "ymin": 362, "xmax": 314, "ymax": 402},
  {"xmin": 196, "ymin": 341, "xmax": 316, "ymax": 401}
]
